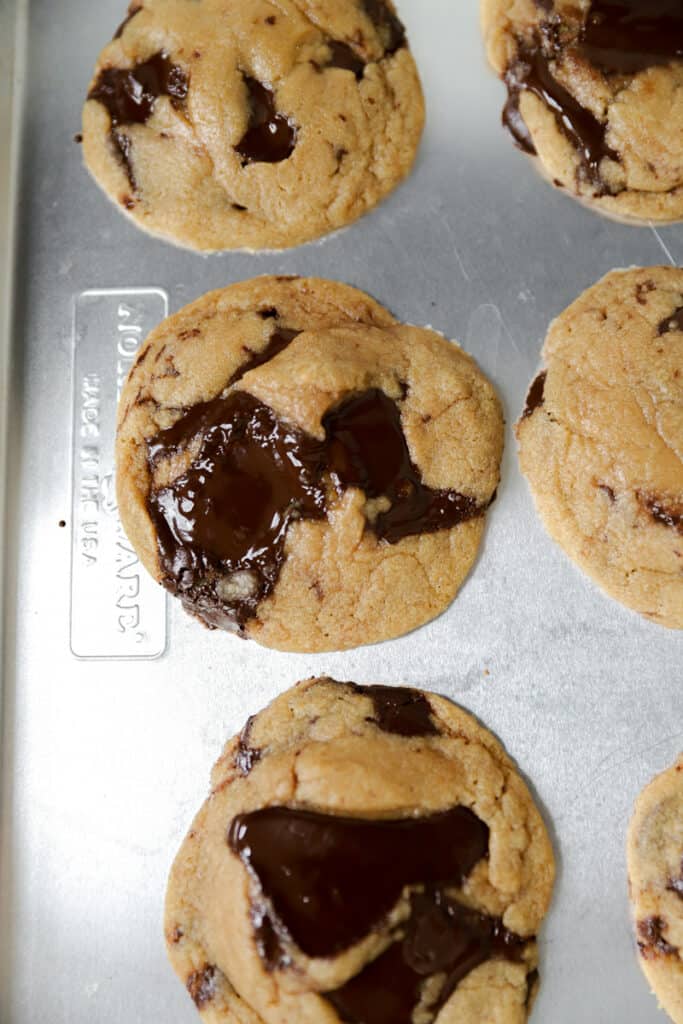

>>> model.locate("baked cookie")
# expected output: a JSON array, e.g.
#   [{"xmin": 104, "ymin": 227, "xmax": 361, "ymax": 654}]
[
  {"xmin": 628, "ymin": 755, "xmax": 683, "ymax": 1024},
  {"xmin": 517, "ymin": 267, "xmax": 683, "ymax": 629},
  {"xmin": 481, "ymin": 0, "xmax": 683, "ymax": 222},
  {"xmin": 165, "ymin": 676, "xmax": 556, "ymax": 1024},
  {"xmin": 81, "ymin": 0, "xmax": 424, "ymax": 251},
  {"xmin": 116, "ymin": 276, "xmax": 504, "ymax": 653}
]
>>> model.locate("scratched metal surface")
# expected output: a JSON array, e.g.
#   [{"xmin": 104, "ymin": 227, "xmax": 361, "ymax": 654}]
[{"xmin": 1, "ymin": 1, "xmax": 682, "ymax": 1021}]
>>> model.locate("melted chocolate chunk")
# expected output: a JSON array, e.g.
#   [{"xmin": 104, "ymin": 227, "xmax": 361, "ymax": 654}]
[
  {"xmin": 350, "ymin": 683, "xmax": 439, "ymax": 737},
  {"xmin": 580, "ymin": 0, "xmax": 683, "ymax": 74},
  {"xmin": 503, "ymin": 31, "xmax": 620, "ymax": 189},
  {"xmin": 147, "ymin": 391, "xmax": 327, "ymax": 629},
  {"xmin": 229, "ymin": 806, "xmax": 529, "ymax": 1024},
  {"xmin": 235, "ymin": 77, "xmax": 297, "ymax": 165},
  {"xmin": 228, "ymin": 805, "xmax": 490, "ymax": 958},
  {"xmin": 227, "ymin": 329, "xmax": 301, "ymax": 387},
  {"xmin": 658, "ymin": 305, "xmax": 683, "ymax": 335},
  {"xmin": 147, "ymin": 386, "xmax": 487, "ymax": 629},
  {"xmin": 113, "ymin": 3, "xmax": 142, "ymax": 40},
  {"xmin": 641, "ymin": 495, "xmax": 683, "ymax": 535},
  {"xmin": 521, "ymin": 370, "xmax": 547, "ymax": 419},
  {"xmin": 186, "ymin": 965, "xmax": 217, "ymax": 1007},
  {"xmin": 362, "ymin": 0, "xmax": 406, "ymax": 55},
  {"xmin": 324, "ymin": 389, "xmax": 484, "ymax": 544},
  {"xmin": 325, "ymin": 40, "xmax": 366, "ymax": 79},
  {"xmin": 328, "ymin": 890, "xmax": 526, "ymax": 1024},
  {"xmin": 88, "ymin": 52, "xmax": 188, "ymax": 186},
  {"xmin": 235, "ymin": 714, "xmax": 261, "ymax": 775},
  {"xmin": 638, "ymin": 916, "xmax": 679, "ymax": 958}
]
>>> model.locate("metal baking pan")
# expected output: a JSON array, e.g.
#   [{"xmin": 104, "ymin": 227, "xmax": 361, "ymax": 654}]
[{"xmin": 1, "ymin": 1, "xmax": 681, "ymax": 1021}]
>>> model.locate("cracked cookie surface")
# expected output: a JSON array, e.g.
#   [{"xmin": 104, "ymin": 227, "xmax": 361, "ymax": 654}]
[
  {"xmin": 517, "ymin": 267, "xmax": 683, "ymax": 629},
  {"xmin": 628, "ymin": 754, "xmax": 683, "ymax": 1024},
  {"xmin": 481, "ymin": 0, "xmax": 683, "ymax": 222},
  {"xmin": 165, "ymin": 676, "xmax": 556, "ymax": 1024},
  {"xmin": 115, "ymin": 276, "xmax": 503, "ymax": 653},
  {"xmin": 81, "ymin": 0, "xmax": 424, "ymax": 250}
]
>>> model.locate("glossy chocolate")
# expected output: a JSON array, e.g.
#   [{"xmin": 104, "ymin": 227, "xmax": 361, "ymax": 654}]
[
  {"xmin": 522, "ymin": 371, "xmax": 547, "ymax": 419},
  {"xmin": 147, "ymin": 391, "xmax": 327, "ymax": 629},
  {"xmin": 362, "ymin": 0, "xmax": 406, "ymax": 55},
  {"xmin": 229, "ymin": 805, "xmax": 530, "ymax": 1023},
  {"xmin": 324, "ymin": 389, "xmax": 484, "ymax": 544},
  {"xmin": 328, "ymin": 890, "xmax": 526, "ymax": 1024},
  {"xmin": 581, "ymin": 0, "xmax": 683, "ymax": 74},
  {"xmin": 658, "ymin": 305, "xmax": 683, "ymax": 335},
  {"xmin": 88, "ymin": 52, "xmax": 188, "ymax": 186},
  {"xmin": 147, "ymin": 385, "xmax": 486, "ymax": 628},
  {"xmin": 228, "ymin": 805, "xmax": 490, "ymax": 958},
  {"xmin": 235, "ymin": 77, "xmax": 297, "ymax": 164},
  {"xmin": 351, "ymin": 683, "xmax": 438, "ymax": 737},
  {"xmin": 503, "ymin": 33, "xmax": 619, "ymax": 188}
]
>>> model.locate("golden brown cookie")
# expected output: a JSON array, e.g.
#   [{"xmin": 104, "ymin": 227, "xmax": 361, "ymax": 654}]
[
  {"xmin": 116, "ymin": 276, "xmax": 504, "ymax": 653},
  {"xmin": 81, "ymin": 0, "xmax": 424, "ymax": 251},
  {"xmin": 628, "ymin": 755, "xmax": 683, "ymax": 1024},
  {"xmin": 165, "ymin": 677, "xmax": 556, "ymax": 1024},
  {"xmin": 517, "ymin": 267, "xmax": 683, "ymax": 629},
  {"xmin": 481, "ymin": 0, "xmax": 683, "ymax": 222}
]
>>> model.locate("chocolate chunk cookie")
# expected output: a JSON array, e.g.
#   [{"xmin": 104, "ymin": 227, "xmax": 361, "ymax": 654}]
[
  {"xmin": 116, "ymin": 276, "xmax": 504, "ymax": 652},
  {"xmin": 628, "ymin": 755, "xmax": 683, "ymax": 1023},
  {"xmin": 482, "ymin": 0, "xmax": 683, "ymax": 222},
  {"xmin": 81, "ymin": 0, "xmax": 424, "ymax": 250},
  {"xmin": 517, "ymin": 267, "xmax": 683, "ymax": 629},
  {"xmin": 165, "ymin": 676, "xmax": 556, "ymax": 1024}
]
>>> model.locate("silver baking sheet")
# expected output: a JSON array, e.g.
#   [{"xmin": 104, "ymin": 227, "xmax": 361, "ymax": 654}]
[{"xmin": 1, "ymin": 1, "xmax": 682, "ymax": 1021}]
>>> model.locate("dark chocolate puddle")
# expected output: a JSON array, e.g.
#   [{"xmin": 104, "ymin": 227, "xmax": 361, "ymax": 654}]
[
  {"xmin": 503, "ymin": 27, "xmax": 620, "ymax": 191},
  {"xmin": 88, "ymin": 51, "xmax": 188, "ymax": 188},
  {"xmin": 324, "ymin": 389, "xmax": 483, "ymax": 544},
  {"xmin": 228, "ymin": 805, "xmax": 529, "ymax": 1024},
  {"xmin": 328, "ymin": 890, "xmax": 526, "ymax": 1024},
  {"xmin": 580, "ymin": 0, "xmax": 683, "ymax": 74},
  {"xmin": 503, "ymin": 1, "xmax": 683, "ymax": 191},
  {"xmin": 235, "ymin": 76, "xmax": 297, "ymax": 165},
  {"xmin": 146, "ymin": 378, "xmax": 488, "ymax": 630},
  {"xmin": 147, "ymin": 390, "xmax": 327, "ymax": 630},
  {"xmin": 349, "ymin": 683, "xmax": 439, "ymax": 737}
]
